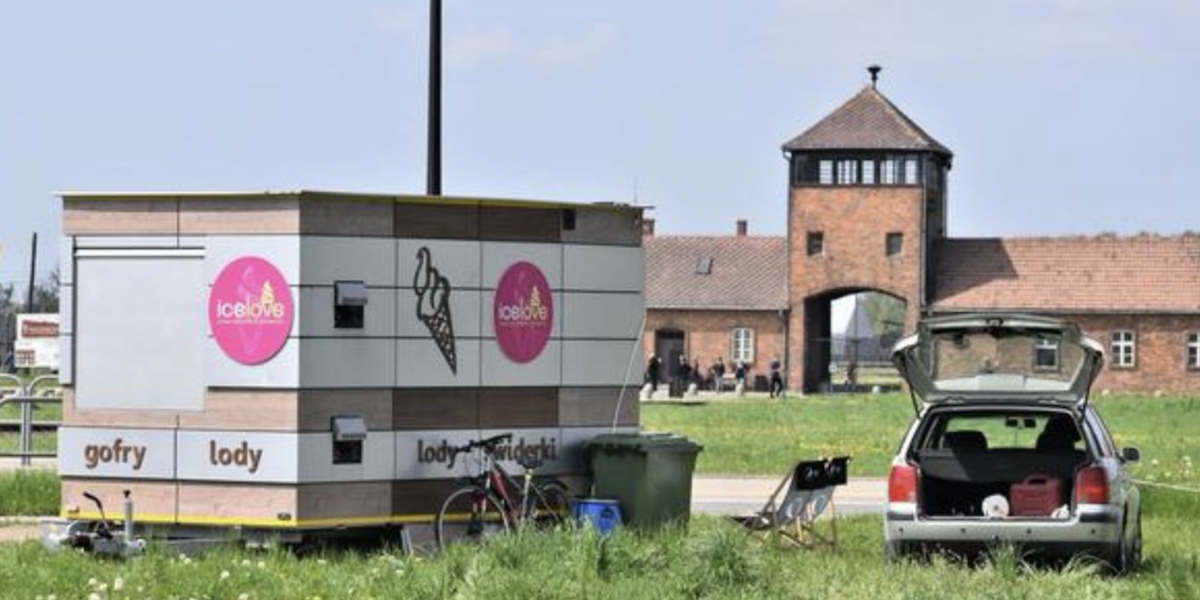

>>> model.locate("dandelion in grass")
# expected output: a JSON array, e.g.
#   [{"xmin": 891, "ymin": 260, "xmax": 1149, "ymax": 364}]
[{"xmin": 221, "ymin": 570, "xmax": 231, "ymax": 580}]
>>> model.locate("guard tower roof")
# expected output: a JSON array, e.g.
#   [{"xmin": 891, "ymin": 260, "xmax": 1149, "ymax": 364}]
[{"xmin": 782, "ymin": 85, "xmax": 952, "ymax": 157}]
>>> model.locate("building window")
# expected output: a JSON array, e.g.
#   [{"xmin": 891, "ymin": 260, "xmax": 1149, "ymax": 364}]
[
  {"xmin": 1111, "ymin": 331, "xmax": 1135, "ymax": 368},
  {"xmin": 1188, "ymin": 333, "xmax": 1200, "ymax": 369},
  {"xmin": 861, "ymin": 160, "xmax": 876, "ymax": 185},
  {"xmin": 885, "ymin": 232, "xmax": 903, "ymax": 256},
  {"xmin": 880, "ymin": 158, "xmax": 899, "ymax": 184},
  {"xmin": 836, "ymin": 159, "xmax": 857, "ymax": 184},
  {"xmin": 818, "ymin": 160, "xmax": 833, "ymax": 185},
  {"xmin": 731, "ymin": 328, "xmax": 755, "ymax": 364},
  {"xmin": 807, "ymin": 231, "xmax": 824, "ymax": 256},
  {"xmin": 904, "ymin": 157, "xmax": 920, "ymax": 185},
  {"xmin": 695, "ymin": 256, "xmax": 713, "ymax": 275},
  {"xmin": 1034, "ymin": 336, "xmax": 1059, "ymax": 371}
]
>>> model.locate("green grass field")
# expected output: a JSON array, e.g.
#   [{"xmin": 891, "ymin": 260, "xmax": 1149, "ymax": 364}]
[
  {"xmin": 642, "ymin": 394, "xmax": 1200, "ymax": 485},
  {"xmin": 2, "ymin": 501, "xmax": 1199, "ymax": 600},
  {"xmin": 0, "ymin": 470, "xmax": 57, "ymax": 515},
  {"xmin": 1, "ymin": 393, "xmax": 1200, "ymax": 599}
]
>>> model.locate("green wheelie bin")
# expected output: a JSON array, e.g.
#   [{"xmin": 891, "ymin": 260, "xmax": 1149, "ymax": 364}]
[{"xmin": 588, "ymin": 433, "xmax": 703, "ymax": 530}]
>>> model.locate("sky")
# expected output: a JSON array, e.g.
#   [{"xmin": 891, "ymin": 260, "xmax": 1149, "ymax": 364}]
[{"xmin": 2, "ymin": 0, "xmax": 1199, "ymax": 293}]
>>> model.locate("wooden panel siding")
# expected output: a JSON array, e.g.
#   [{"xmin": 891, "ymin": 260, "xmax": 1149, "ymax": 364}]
[
  {"xmin": 480, "ymin": 206, "xmax": 561, "ymax": 242},
  {"xmin": 558, "ymin": 386, "xmax": 638, "ymax": 427},
  {"xmin": 300, "ymin": 197, "xmax": 394, "ymax": 237},
  {"xmin": 178, "ymin": 197, "xmax": 301, "ymax": 234},
  {"xmin": 299, "ymin": 389, "xmax": 394, "ymax": 431},
  {"xmin": 62, "ymin": 479, "xmax": 178, "ymax": 522},
  {"xmin": 477, "ymin": 387, "xmax": 559, "ymax": 428},
  {"xmin": 63, "ymin": 198, "xmax": 179, "ymax": 236},
  {"xmin": 61, "ymin": 387, "xmax": 179, "ymax": 429},
  {"xmin": 395, "ymin": 202, "xmax": 480, "ymax": 239},
  {"xmin": 297, "ymin": 482, "xmax": 393, "ymax": 520},
  {"xmin": 392, "ymin": 479, "xmax": 457, "ymax": 516},
  {"xmin": 177, "ymin": 483, "xmax": 298, "ymax": 524},
  {"xmin": 561, "ymin": 209, "xmax": 642, "ymax": 246},
  {"xmin": 393, "ymin": 388, "xmax": 479, "ymax": 430}
]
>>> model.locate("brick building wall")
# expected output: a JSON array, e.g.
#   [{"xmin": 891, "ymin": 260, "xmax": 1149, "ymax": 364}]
[
  {"xmin": 1074, "ymin": 314, "xmax": 1200, "ymax": 395},
  {"xmin": 644, "ymin": 309, "xmax": 787, "ymax": 385},
  {"xmin": 787, "ymin": 186, "xmax": 926, "ymax": 392}
]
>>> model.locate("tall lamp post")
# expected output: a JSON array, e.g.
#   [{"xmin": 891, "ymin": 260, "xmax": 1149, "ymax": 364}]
[{"xmin": 426, "ymin": 0, "xmax": 442, "ymax": 196}]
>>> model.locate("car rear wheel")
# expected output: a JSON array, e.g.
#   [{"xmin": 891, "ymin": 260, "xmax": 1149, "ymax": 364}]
[{"xmin": 1121, "ymin": 512, "xmax": 1143, "ymax": 574}]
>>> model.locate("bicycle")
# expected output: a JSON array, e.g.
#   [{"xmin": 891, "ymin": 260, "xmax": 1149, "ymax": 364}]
[{"xmin": 434, "ymin": 432, "xmax": 574, "ymax": 548}]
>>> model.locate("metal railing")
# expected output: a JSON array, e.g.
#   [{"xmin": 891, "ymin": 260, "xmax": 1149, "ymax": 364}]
[{"xmin": 0, "ymin": 374, "xmax": 62, "ymax": 466}]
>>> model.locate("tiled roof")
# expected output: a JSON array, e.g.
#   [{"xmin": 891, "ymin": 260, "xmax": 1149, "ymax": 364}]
[
  {"xmin": 782, "ymin": 87, "xmax": 952, "ymax": 156},
  {"xmin": 645, "ymin": 235, "xmax": 788, "ymax": 310},
  {"xmin": 932, "ymin": 236, "xmax": 1200, "ymax": 313}
]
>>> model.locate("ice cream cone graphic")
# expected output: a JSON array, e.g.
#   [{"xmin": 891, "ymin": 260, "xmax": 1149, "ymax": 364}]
[{"xmin": 413, "ymin": 247, "xmax": 457, "ymax": 374}]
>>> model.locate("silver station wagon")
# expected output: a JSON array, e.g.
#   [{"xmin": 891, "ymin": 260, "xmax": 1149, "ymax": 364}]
[{"xmin": 885, "ymin": 314, "xmax": 1142, "ymax": 572}]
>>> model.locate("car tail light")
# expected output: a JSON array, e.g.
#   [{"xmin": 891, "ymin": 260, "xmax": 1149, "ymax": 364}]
[
  {"xmin": 1075, "ymin": 465, "xmax": 1109, "ymax": 504},
  {"xmin": 888, "ymin": 464, "xmax": 918, "ymax": 503}
]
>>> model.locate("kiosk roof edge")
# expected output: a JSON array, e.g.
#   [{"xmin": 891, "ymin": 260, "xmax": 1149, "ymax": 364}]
[{"xmin": 57, "ymin": 190, "xmax": 646, "ymax": 213}]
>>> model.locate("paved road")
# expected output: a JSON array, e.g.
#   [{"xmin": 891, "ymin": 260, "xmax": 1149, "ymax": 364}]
[{"xmin": 692, "ymin": 476, "xmax": 886, "ymax": 518}]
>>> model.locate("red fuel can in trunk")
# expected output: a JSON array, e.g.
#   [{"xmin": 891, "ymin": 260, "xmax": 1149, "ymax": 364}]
[{"xmin": 1010, "ymin": 474, "xmax": 1064, "ymax": 516}]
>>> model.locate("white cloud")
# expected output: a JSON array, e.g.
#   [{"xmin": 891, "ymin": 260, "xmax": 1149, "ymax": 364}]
[
  {"xmin": 447, "ymin": 24, "xmax": 517, "ymax": 67},
  {"xmin": 445, "ymin": 20, "xmax": 620, "ymax": 69},
  {"xmin": 532, "ymin": 22, "xmax": 619, "ymax": 67},
  {"xmin": 364, "ymin": 2, "xmax": 423, "ymax": 36}
]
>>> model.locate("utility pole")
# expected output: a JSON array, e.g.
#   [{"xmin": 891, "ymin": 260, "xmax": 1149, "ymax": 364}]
[
  {"xmin": 426, "ymin": 0, "xmax": 442, "ymax": 196},
  {"xmin": 26, "ymin": 233, "xmax": 37, "ymax": 312}
]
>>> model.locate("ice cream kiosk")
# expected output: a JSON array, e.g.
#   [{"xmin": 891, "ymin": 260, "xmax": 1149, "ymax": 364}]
[{"xmin": 56, "ymin": 191, "xmax": 643, "ymax": 543}]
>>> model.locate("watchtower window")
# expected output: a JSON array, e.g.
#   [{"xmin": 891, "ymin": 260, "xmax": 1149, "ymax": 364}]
[
  {"xmin": 807, "ymin": 231, "xmax": 825, "ymax": 256},
  {"xmin": 792, "ymin": 152, "xmax": 927, "ymax": 187},
  {"xmin": 818, "ymin": 160, "xmax": 834, "ymax": 184},
  {"xmin": 836, "ymin": 159, "xmax": 858, "ymax": 184},
  {"xmin": 885, "ymin": 232, "xmax": 903, "ymax": 256},
  {"xmin": 904, "ymin": 157, "xmax": 920, "ymax": 185},
  {"xmin": 861, "ymin": 160, "xmax": 876, "ymax": 185},
  {"xmin": 880, "ymin": 158, "xmax": 899, "ymax": 184}
]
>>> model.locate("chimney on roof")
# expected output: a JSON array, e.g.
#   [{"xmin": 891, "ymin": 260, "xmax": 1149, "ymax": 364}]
[
  {"xmin": 642, "ymin": 217, "xmax": 655, "ymax": 237},
  {"xmin": 868, "ymin": 64, "xmax": 881, "ymax": 88},
  {"xmin": 736, "ymin": 219, "xmax": 748, "ymax": 237}
]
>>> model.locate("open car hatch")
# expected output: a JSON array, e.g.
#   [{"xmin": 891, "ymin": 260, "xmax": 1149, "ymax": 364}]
[{"xmin": 892, "ymin": 314, "xmax": 1104, "ymax": 413}]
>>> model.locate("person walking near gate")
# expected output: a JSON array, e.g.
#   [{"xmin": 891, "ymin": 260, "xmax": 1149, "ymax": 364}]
[
  {"xmin": 769, "ymin": 356, "xmax": 785, "ymax": 398},
  {"xmin": 734, "ymin": 360, "xmax": 747, "ymax": 396},
  {"xmin": 646, "ymin": 354, "xmax": 661, "ymax": 393},
  {"xmin": 712, "ymin": 358, "xmax": 726, "ymax": 392}
]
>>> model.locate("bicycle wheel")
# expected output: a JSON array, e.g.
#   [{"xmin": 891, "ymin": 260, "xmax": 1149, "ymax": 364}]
[
  {"xmin": 435, "ymin": 485, "xmax": 509, "ymax": 549},
  {"xmin": 527, "ymin": 480, "xmax": 574, "ymax": 529}
]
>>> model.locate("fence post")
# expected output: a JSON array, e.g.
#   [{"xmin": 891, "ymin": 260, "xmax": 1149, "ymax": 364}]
[{"xmin": 20, "ymin": 396, "xmax": 32, "ymax": 467}]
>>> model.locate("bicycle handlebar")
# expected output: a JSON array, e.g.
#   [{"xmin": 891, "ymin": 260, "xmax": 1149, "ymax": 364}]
[{"xmin": 449, "ymin": 432, "xmax": 513, "ymax": 456}]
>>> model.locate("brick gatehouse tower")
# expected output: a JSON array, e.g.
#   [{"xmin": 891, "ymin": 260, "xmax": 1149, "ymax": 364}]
[{"xmin": 783, "ymin": 67, "xmax": 952, "ymax": 393}]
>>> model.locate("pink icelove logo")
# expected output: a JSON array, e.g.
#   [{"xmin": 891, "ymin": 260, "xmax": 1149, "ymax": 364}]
[
  {"xmin": 493, "ymin": 261, "xmax": 553, "ymax": 363},
  {"xmin": 209, "ymin": 256, "xmax": 294, "ymax": 365}
]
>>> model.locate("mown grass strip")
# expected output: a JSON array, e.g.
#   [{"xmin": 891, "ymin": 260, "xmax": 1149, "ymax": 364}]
[{"xmin": 1, "ymin": 512, "xmax": 1198, "ymax": 600}]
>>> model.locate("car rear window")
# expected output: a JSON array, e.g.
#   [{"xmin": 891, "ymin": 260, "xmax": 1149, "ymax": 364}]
[{"xmin": 923, "ymin": 413, "xmax": 1085, "ymax": 452}]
